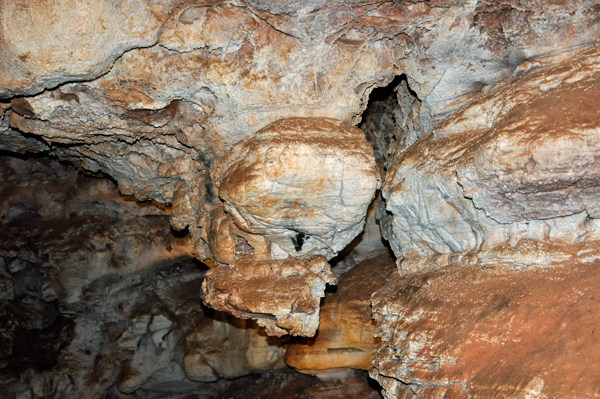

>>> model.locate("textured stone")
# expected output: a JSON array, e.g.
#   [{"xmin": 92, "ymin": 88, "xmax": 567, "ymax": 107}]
[
  {"xmin": 204, "ymin": 204, "xmax": 271, "ymax": 266},
  {"xmin": 370, "ymin": 253, "xmax": 600, "ymax": 399},
  {"xmin": 0, "ymin": 156, "xmax": 290, "ymax": 398},
  {"xmin": 381, "ymin": 45, "xmax": 600, "ymax": 274},
  {"xmin": 201, "ymin": 255, "xmax": 336, "ymax": 337},
  {"xmin": 297, "ymin": 372, "xmax": 382, "ymax": 399},
  {"xmin": 1, "ymin": 2, "xmax": 600, "ymax": 396},
  {"xmin": 1, "ymin": 2, "xmax": 597, "ymax": 263},
  {"xmin": 0, "ymin": 0, "xmax": 168, "ymax": 98},
  {"xmin": 219, "ymin": 117, "xmax": 379, "ymax": 259},
  {"xmin": 285, "ymin": 251, "xmax": 395, "ymax": 372},
  {"xmin": 182, "ymin": 313, "xmax": 286, "ymax": 382}
]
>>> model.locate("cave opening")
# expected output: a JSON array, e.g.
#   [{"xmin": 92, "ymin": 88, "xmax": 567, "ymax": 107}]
[
  {"xmin": 329, "ymin": 73, "xmax": 424, "ymax": 273},
  {"xmin": 359, "ymin": 73, "xmax": 423, "ymax": 175}
]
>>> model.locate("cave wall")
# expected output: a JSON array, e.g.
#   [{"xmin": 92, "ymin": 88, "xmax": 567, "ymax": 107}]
[{"xmin": 1, "ymin": 0, "xmax": 600, "ymax": 398}]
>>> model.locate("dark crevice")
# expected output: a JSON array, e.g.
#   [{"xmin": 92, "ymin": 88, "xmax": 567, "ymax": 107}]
[{"xmin": 359, "ymin": 73, "xmax": 424, "ymax": 174}]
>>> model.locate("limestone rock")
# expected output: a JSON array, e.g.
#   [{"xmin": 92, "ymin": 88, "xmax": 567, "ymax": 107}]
[
  {"xmin": 201, "ymin": 256, "xmax": 336, "ymax": 337},
  {"xmin": 0, "ymin": 155, "xmax": 289, "ymax": 398},
  {"xmin": 182, "ymin": 313, "xmax": 286, "ymax": 382},
  {"xmin": 219, "ymin": 117, "xmax": 379, "ymax": 260},
  {"xmin": 381, "ymin": 45, "xmax": 600, "ymax": 274},
  {"xmin": 285, "ymin": 251, "xmax": 395, "ymax": 372},
  {"xmin": 0, "ymin": 0, "xmax": 168, "ymax": 98},
  {"xmin": 370, "ymin": 253, "xmax": 600, "ymax": 399}
]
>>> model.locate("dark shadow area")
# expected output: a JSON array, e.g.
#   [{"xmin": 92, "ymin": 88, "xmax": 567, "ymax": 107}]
[
  {"xmin": 359, "ymin": 73, "xmax": 422, "ymax": 175},
  {"xmin": 367, "ymin": 74, "xmax": 408, "ymax": 103}
]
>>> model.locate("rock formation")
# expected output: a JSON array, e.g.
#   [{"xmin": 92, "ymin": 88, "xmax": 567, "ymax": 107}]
[
  {"xmin": 380, "ymin": 45, "xmax": 600, "ymax": 275},
  {"xmin": 371, "ymin": 257, "xmax": 600, "ymax": 398},
  {"xmin": 2, "ymin": 0, "xmax": 598, "ymax": 265},
  {"xmin": 182, "ymin": 313, "xmax": 287, "ymax": 382},
  {"xmin": 201, "ymin": 256, "xmax": 336, "ymax": 337},
  {"xmin": 218, "ymin": 117, "xmax": 379, "ymax": 260},
  {"xmin": 0, "ymin": 155, "xmax": 375, "ymax": 398},
  {"xmin": 369, "ymin": 40, "xmax": 600, "ymax": 399},
  {"xmin": 2, "ymin": 0, "xmax": 600, "ymax": 397},
  {"xmin": 285, "ymin": 251, "xmax": 395, "ymax": 372}
]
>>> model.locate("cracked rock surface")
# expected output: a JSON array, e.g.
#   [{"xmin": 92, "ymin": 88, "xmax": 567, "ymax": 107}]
[
  {"xmin": 381, "ymin": 45, "xmax": 600, "ymax": 275},
  {"xmin": 201, "ymin": 255, "xmax": 336, "ymax": 337}
]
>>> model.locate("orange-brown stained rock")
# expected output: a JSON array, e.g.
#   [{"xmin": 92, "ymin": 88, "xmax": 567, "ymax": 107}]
[
  {"xmin": 297, "ymin": 372, "xmax": 382, "ymax": 399},
  {"xmin": 286, "ymin": 251, "xmax": 395, "ymax": 371},
  {"xmin": 201, "ymin": 255, "xmax": 336, "ymax": 337},
  {"xmin": 370, "ymin": 252, "xmax": 600, "ymax": 398}
]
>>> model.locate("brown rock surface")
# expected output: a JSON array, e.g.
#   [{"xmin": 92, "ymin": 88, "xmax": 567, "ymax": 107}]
[
  {"xmin": 1, "ymin": 2, "xmax": 600, "ymax": 397},
  {"xmin": 201, "ymin": 256, "xmax": 336, "ymax": 337},
  {"xmin": 286, "ymin": 251, "xmax": 395, "ymax": 371},
  {"xmin": 0, "ymin": 0, "xmax": 167, "ymax": 97},
  {"xmin": 219, "ymin": 117, "xmax": 379, "ymax": 260},
  {"xmin": 297, "ymin": 372, "xmax": 382, "ymax": 399},
  {"xmin": 0, "ymin": 155, "xmax": 291, "ymax": 398},
  {"xmin": 370, "ymin": 253, "xmax": 600, "ymax": 398}
]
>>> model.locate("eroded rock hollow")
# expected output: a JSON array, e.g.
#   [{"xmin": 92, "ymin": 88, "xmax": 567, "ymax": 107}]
[{"xmin": 1, "ymin": 0, "xmax": 600, "ymax": 398}]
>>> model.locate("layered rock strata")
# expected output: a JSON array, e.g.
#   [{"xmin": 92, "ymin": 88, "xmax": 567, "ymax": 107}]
[
  {"xmin": 380, "ymin": 45, "xmax": 600, "ymax": 275},
  {"xmin": 201, "ymin": 256, "xmax": 336, "ymax": 337},
  {"xmin": 285, "ymin": 251, "xmax": 395, "ymax": 372}
]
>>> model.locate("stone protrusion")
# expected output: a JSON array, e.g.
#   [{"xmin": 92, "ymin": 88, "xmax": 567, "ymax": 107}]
[
  {"xmin": 201, "ymin": 256, "xmax": 337, "ymax": 337},
  {"xmin": 218, "ymin": 117, "xmax": 380, "ymax": 260}
]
